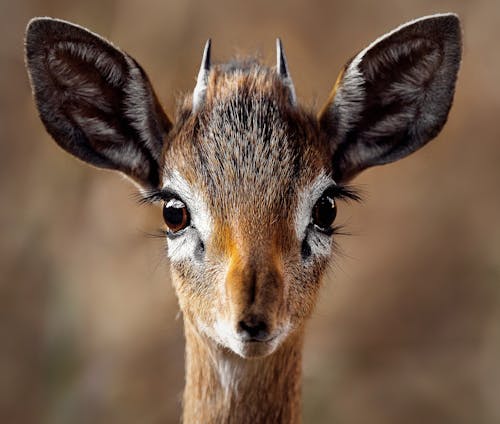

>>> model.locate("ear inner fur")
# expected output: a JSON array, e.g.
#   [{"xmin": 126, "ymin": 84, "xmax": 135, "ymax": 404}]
[
  {"xmin": 319, "ymin": 14, "xmax": 462, "ymax": 182},
  {"xmin": 25, "ymin": 17, "xmax": 172, "ymax": 188}
]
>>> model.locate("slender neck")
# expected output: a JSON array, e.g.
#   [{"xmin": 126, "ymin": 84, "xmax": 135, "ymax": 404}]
[{"xmin": 182, "ymin": 319, "xmax": 304, "ymax": 424}]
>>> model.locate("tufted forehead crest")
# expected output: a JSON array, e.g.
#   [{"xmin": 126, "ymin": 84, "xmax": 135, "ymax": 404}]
[{"xmin": 165, "ymin": 62, "xmax": 326, "ymax": 225}]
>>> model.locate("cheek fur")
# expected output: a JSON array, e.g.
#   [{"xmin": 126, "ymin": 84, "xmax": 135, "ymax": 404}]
[
  {"xmin": 304, "ymin": 230, "xmax": 334, "ymax": 259},
  {"xmin": 166, "ymin": 230, "xmax": 201, "ymax": 263},
  {"xmin": 170, "ymin": 253, "xmax": 228, "ymax": 328},
  {"xmin": 284, "ymin": 258, "xmax": 327, "ymax": 322}
]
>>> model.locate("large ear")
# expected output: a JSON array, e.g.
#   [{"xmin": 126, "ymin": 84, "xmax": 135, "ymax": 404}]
[
  {"xmin": 319, "ymin": 14, "xmax": 462, "ymax": 182},
  {"xmin": 25, "ymin": 18, "xmax": 172, "ymax": 189}
]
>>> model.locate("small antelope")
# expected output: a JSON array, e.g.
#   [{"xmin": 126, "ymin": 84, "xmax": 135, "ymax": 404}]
[{"xmin": 25, "ymin": 14, "xmax": 462, "ymax": 423}]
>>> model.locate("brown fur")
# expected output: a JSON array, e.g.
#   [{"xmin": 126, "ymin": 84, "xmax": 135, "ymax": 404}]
[
  {"xmin": 182, "ymin": 319, "xmax": 304, "ymax": 424},
  {"xmin": 25, "ymin": 15, "xmax": 462, "ymax": 424},
  {"xmin": 162, "ymin": 64, "xmax": 329, "ymax": 422}
]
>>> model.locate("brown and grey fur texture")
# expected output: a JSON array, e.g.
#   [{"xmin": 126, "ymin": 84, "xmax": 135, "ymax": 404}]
[{"xmin": 25, "ymin": 14, "xmax": 462, "ymax": 423}]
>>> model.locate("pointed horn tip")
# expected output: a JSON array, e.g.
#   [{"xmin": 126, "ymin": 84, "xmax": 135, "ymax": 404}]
[
  {"xmin": 193, "ymin": 38, "xmax": 212, "ymax": 112},
  {"xmin": 276, "ymin": 37, "xmax": 288, "ymax": 76},
  {"xmin": 275, "ymin": 38, "xmax": 296, "ymax": 105},
  {"xmin": 276, "ymin": 38, "xmax": 284, "ymax": 61},
  {"xmin": 199, "ymin": 38, "xmax": 211, "ymax": 72},
  {"xmin": 202, "ymin": 39, "xmax": 211, "ymax": 57}
]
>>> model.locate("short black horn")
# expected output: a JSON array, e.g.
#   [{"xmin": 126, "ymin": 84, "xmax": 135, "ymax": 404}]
[{"xmin": 276, "ymin": 38, "xmax": 296, "ymax": 105}]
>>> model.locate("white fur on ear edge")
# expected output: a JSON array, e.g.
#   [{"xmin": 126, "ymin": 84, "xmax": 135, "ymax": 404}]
[{"xmin": 331, "ymin": 13, "xmax": 459, "ymax": 143}]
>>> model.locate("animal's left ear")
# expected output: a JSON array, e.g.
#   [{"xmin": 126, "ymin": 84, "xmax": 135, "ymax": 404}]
[{"xmin": 319, "ymin": 14, "xmax": 462, "ymax": 182}]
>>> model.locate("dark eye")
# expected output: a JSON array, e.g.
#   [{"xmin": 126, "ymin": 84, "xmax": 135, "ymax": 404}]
[
  {"xmin": 163, "ymin": 198, "xmax": 190, "ymax": 233},
  {"xmin": 312, "ymin": 189, "xmax": 337, "ymax": 232}
]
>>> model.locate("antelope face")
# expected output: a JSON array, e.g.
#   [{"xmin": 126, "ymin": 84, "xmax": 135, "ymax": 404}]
[
  {"xmin": 161, "ymin": 68, "xmax": 346, "ymax": 357},
  {"xmin": 26, "ymin": 16, "xmax": 461, "ymax": 359}
]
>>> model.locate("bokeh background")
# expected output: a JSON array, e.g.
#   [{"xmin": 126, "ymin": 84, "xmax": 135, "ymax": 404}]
[{"xmin": 1, "ymin": 0, "xmax": 500, "ymax": 422}]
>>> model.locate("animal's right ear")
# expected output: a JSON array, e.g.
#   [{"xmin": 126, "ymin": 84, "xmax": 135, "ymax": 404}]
[{"xmin": 25, "ymin": 18, "xmax": 172, "ymax": 189}]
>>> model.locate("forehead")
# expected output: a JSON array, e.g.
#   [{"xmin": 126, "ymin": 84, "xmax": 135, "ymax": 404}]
[{"xmin": 163, "ymin": 63, "xmax": 329, "ymax": 221}]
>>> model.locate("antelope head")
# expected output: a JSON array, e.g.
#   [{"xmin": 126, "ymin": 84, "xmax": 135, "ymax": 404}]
[{"xmin": 25, "ymin": 15, "xmax": 461, "ymax": 359}]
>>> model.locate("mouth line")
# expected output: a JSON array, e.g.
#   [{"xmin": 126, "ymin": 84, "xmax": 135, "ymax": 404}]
[{"xmin": 242, "ymin": 334, "xmax": 278, "ymax": 344}]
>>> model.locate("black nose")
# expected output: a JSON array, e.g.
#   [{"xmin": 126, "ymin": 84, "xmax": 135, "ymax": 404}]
[{"xmin": 238, "ymin": 316, "xmax": 269, "ymax": 342}]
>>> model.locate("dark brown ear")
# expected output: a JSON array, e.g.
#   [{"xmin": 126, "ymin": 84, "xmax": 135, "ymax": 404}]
[
  {"xmin": 25, "ymin": 17, "xmax": 172, "ymax": 188},
  {"xmin": 319, "ymin": 14, "xmax": 462, "ymax": 183}
]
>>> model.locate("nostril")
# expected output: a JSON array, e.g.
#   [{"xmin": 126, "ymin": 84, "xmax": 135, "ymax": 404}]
[{"xmin": 238, "ymin": 318, "xmax": 269, "ymax": 341}]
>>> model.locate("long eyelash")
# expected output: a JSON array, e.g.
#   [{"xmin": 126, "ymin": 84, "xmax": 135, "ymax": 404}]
[
  {"xmin": 330, "ymin": 188, "xmax": 361, "ymax": 240},
  {"xmin": 332, "ymin": 184, "xmax": 363, "ymax": 203},
  {"xmin": 136, "ymin": 189, "xmax": 164, "ymax": 205},
  {"xmin": 331, "ymin": 224, "xmax": 354, "ymax": 237},
  {"xmin": 140, "ymin": 228, "xmax": 168, "ymax": 239},
  {"xmin": 137, "ymin": 184, "xmax": 361, "ymax": 205},
  {"xmin": 135, "ymin": 188, "xmax": 178, "ymax": 205}
]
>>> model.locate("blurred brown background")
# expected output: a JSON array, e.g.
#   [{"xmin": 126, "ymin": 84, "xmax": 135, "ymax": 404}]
[{"xmin": 1, "ymin": 0, "xmax": 499, "ymax": 423}]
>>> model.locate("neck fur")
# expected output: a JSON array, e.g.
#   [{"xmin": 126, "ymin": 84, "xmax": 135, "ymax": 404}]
[{"xmin": 182, "ymin": 319, "xmax": 304, "ymax": 424}]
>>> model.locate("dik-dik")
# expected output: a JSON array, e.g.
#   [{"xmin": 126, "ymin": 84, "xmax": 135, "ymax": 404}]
[{"xmin": 25, "ymin": 14, "xmax": 461, "ymax": 423}]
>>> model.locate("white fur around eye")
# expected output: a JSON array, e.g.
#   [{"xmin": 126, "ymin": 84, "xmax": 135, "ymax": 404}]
[
  {"xmin": 162, "ymin": 170, "xmax": 212, "ymax": 263},
  {"xmin": 294, "ymin": 171, "xmax": 335, "ymax": 241},
  {"xmin": 166, "ymin": 198, "xmax": 185, "ymax": 209},
  {"xmin": 166, "ymin": 230, "xmax": 201, "ymax": 263},
  {"xmin": 163, "ymin": 170, "xmax": 212, "ymax": 240},
  {"xmin": 304, "ymin": 231, "xmax": 333, "ymax": 259},
  {"xmin": 294, "ymin": 171, "xmax": 338, "ymax": 260}
]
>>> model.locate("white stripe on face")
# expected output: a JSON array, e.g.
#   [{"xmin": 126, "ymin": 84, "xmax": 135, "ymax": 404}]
[
  {"xmin": 294, "ymin": 171, "xmax": 337, "ymax": 259},
  {"xmin": 162, "ymin": 170, "xmax": 213, "ymax": 262},
  {"xmin": 294, "ymin": 171, "xmax": 335, "ymax": 241}
]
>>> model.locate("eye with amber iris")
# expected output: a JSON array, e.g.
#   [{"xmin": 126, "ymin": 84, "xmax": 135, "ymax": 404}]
[
  {"xmin": 311, "ymin": 187, "xmax": 337, "ymax": 233},
  {"xmin": 162, "ymin": 198, "xmax": 190, "ymax": 233}
]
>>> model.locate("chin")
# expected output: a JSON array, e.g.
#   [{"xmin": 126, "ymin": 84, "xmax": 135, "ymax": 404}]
[
  {"xmin": 227, "ymin": 329, "xmax": 292, "ymax": 359},
  {"xmin": 231, "ymin": 338, "xmax": 281, "ymax": 359}
]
